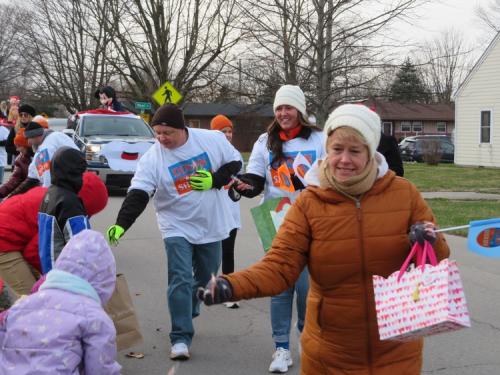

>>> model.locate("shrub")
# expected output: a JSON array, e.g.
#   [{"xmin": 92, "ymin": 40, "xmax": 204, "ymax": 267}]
[{"xmin": 421, "ymin": 139, "xmax": 442, "ymax": 165}]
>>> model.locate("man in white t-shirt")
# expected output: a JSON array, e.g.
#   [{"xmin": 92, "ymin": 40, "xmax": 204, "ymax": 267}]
[
  {"xmin": 7, "ymin": 121, "xmax": 79, "ymax": 196},
  {"xmin": 106, "ymin": 104, "xmax": 241, "ymax": 361}
]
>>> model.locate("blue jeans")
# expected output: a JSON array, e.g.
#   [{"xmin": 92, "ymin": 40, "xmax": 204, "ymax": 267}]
[
  {"xmin": 164, "ymin": 237, "xmax": 222, "ymax": 346},
  {"xmin": 0, "ymin": 166, "xmax": 4, "ymax": 184},
  {"xmin": 271, "ymin": 267, "xmax": 309, "ymax": 344}
]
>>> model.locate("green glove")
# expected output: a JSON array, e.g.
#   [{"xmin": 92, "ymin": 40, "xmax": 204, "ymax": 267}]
[
  {"xmin": 106, "ymin": 224, "xmax": 125, "ymax": 246},
  {"xmin": 189, "ymin": 170, "xmax": 213, "ymax": 191}
]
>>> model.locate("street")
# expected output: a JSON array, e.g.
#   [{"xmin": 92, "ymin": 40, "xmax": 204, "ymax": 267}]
[{"xmin": 90, "ymin": 195, "xmax": 500, "ymax": 375}]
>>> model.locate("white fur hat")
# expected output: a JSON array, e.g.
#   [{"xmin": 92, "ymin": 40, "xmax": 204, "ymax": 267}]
[
  {"xmin": 323, "ymin": 104, "xmax": 381, "ymax": 157},
  {"xmin": 273, "ymin": 85, "xmax": 307, "ymax": 117}
]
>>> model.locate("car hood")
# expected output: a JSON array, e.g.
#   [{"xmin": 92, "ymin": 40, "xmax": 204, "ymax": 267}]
[{"xmin": 84, "ymin": 135, "xmax": 154, "ymax": 144}]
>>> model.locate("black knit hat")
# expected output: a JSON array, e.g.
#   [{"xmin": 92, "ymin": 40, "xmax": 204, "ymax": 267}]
[
  {"xmin": 18, "ymin": 104, "xmax": 36, "ymax": 117},
  {"xmin": 151, "ymin": 104, "xmax": 185, "ymax": 129},
  {"xmin": 24, "ymin": 121, "xmax": 44, "ymax": 138}
]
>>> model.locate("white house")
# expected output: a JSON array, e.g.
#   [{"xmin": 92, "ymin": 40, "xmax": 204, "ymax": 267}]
[{"xmin": 454, "ymin": 32, "xmax": 500, "ymax": 167}]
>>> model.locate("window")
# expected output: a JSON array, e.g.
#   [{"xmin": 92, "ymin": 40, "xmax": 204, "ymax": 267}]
[
  {"xmin": 188, "ymin": 119, "xmax": 201, "ymax": 128},
  {"xmin": 480, "ymin": 111, "xmax": 491, "ymax": 143},
  {"xmin": 382, "ymin": 122, "xmax": 393, "ymax": 135},
  {"xmin": 401, "ymin": 121, "xmax": 411, "ymax": 132},
  {"xmin": 412, "ymin": 121, "xmax": 423, "ymax": 132},
  {"xmin": 436, "ymin": 122, "xmax": 447, "ymax": 133}
]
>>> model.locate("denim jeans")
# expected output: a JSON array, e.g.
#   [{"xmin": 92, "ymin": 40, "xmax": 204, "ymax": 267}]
[
  {"xmin": 164, "ymin": 237, "xmax": 222, "ymax": 346},
  {"xmin": 0, "ymin": 166, "xmax": 4, "ymax": 184},
  {"xmin": 270, "ymin": 267, "xmax": 309, "ymax": 344}
]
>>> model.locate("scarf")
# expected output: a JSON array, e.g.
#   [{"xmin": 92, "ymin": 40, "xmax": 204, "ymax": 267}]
[
  {"xmin": 40, "ymin": 269, "xmax": 100, "ymax": 303},
  {"xmin": 319, "ymin": 157, "xmax": 378, "ymax": 197},
  {"xmin": 279, "ymin": 125, "xmax": 302, "ymax": 141}
]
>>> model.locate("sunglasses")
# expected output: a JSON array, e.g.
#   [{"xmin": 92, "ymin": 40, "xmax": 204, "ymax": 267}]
[{"xmin": 19, "ymin": 113, "xmax": 31, "ymax": 117}]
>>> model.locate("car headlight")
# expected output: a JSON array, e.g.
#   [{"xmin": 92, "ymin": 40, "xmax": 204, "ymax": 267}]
[{"xmin": 85, "ymin": 144, "xmax": 104, "ymax": 163}]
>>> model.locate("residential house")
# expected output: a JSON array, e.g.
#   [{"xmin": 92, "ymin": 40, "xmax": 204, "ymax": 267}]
[
  {"xmin": 363, "ymin": 99, "xmax": 455, "ymax": 142},
  {"xmin": 183, "ymin": 103, "xmax": 274, "ymax": 152},
  {"xmin": 454, "ymin": 32, "xmax": 500, "ymax": 167}
]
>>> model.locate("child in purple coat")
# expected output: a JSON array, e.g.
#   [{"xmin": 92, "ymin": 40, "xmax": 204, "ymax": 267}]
[{"xmin": 0, "ymin": 230, "xmax": 121, "ymax": 375}]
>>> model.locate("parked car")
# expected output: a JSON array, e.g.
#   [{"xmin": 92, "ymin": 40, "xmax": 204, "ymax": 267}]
[
  {"xmin": 64, "ymin": 110, "xmax": 156, "ymax": 188},
  {"xmin": 47, "ymin": 118, "xmax": 69, "ymax": 132},
  {"xmin": 399, "ymin": 135, "xmax": 454, "ymax": 163}
]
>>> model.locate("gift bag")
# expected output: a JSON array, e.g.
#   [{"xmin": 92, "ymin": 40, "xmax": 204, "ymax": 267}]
[
  {"xmin": 373, "ymin": 241, "xmax": 470, "ymax": 341},
  {"xmin": 104, "ymin": 274, "xmax": 144, "ymax": 351},
  {"xmin": 250, "ymin": 197, "xmax": 292, "ymax": 252}
]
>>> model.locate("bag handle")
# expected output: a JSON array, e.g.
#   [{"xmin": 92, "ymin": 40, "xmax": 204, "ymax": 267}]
[{"xmin": 397, "ymin": 240, "xmax": 438, "ymax": 281}]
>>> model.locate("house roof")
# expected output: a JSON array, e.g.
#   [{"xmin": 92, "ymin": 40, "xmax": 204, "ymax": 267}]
[
  {"xmin": 454, "ymin": 31, "xmax": 500, "ymax": 99},
  {"xmin": 183, "ymin": 103, "xmax": 274, "ymax": 117},
  {"xmin": 364, "ymin": 100, "xmax": 454, "ymax": 122}
]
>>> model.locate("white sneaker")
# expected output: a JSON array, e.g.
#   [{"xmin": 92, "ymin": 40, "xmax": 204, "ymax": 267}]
[
  {"xmin": 224, "ymin": 301, "xmax": 240, "ymax": 309},
  {"xmin": 170, "ymin": 343, "xmax": 190, "ymax": 360},
  {"xmin": 268, "ymin": 347, "xmax": 293, "ymax": 373}
]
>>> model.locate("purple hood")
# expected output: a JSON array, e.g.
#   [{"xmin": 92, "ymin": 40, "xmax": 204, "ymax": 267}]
[{"xmin": 53, "ymin": 229, "xmax": 116, "ymax": 304}]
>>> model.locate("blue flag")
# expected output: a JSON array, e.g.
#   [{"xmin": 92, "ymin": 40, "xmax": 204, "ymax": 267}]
[{"xmin": 467, "ymin": 218, "xmax": 500, "ymax": 257}]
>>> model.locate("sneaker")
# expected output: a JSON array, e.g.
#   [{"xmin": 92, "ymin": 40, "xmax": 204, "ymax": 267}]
[
  {"xmin": 268, "ymin": 347, "xmax": 292, "ymax": 373},
  {"xmin": 224, "ymin": 301, "xmax": 240, "ymax": 309},
  {"xmin": 170, "ymin": 343, "xmax": 190, "ymax": 360}
]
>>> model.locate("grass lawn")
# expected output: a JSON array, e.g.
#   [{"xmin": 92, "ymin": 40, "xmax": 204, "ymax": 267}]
[
  {"xmin": 426, "ymin": 199, "xmax": 500, "ymax": 237},
  {"xmin": 404, "ymin": 163, "xmax": 500, "ymax": 193}
]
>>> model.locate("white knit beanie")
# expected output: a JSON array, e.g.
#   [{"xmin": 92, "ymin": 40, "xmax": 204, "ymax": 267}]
[
  {"xmin": 273, "ymin": 85, "xmax": 307, "ymax": 117},
  {"xmin": 323, "ymin": 104, "xmax": 381, "ymax": 157}
]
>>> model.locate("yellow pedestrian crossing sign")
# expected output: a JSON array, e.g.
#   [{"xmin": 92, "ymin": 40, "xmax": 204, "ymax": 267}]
[{"xmin": 152, "ymin": 81, "xmax": 183, "ymax": 105}]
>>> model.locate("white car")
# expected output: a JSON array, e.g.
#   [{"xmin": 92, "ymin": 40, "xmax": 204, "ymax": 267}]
[{"xmin": 65, "ymin": 110, "xmax": 155, "ymax": 188}]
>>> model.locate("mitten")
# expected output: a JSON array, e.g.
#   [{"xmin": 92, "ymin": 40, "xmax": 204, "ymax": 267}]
[{"xmin": 197, "ymin": 276, "xmax": 233, "ymax": 305}]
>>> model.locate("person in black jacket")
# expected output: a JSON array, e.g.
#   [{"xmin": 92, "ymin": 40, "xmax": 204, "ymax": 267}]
[
  {"xmin": 38, "ymin": 147, "xmax": 89, "ymax": 273},
  {"xmin": 377, "ymin": 132, "xmax": 404, "ymax": 177},
  {"xmin": 5, "ymin": 104, "xmax": 36, "ymax": 165}
]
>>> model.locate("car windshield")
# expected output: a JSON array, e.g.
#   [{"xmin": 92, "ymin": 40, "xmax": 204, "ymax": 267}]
[
  {"xmin": 81, "ymin": 116, "xmax": 153, "ymax": 137},
  {"xmin": 400, "ymin": 139, "xmax": 416, "ymax": 151}
]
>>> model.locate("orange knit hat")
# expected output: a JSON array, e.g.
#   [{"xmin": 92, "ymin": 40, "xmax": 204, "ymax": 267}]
[
  {"xmin": 32, "ymin": 115, "xmax": 49, "ymax": 129},
  {"xmin": 14, "ymin": 128, "xmax": 30, "ymax": 148},
  {"xmin": 210, "ymin": 114, "xmax": 233, "ymax": 131}
]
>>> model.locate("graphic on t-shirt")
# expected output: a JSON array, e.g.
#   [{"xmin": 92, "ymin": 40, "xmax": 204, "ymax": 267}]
[
  {"xmin": 277, "ymin": 163, "xmax": 295, "ymax": 192},
  {"xmin": 169, "ymin": 152, "xmax": 212, "ymax": 195},
  {"xmin": 34, "ymin": 148, "xmax": 51, "ymax": 177},
  {"xmin": 269, "ymin": 150, "xmax": 316, "ymax": 188}
]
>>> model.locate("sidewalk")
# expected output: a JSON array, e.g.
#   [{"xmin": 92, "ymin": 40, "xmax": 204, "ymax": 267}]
[{"xmin": 422, "ymin": 191, "xmax": 500, "ymax": 200}]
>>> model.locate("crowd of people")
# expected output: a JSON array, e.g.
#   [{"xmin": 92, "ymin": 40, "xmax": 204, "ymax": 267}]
[{"xmin": 0, "ymin": 85, "xmax": 446, "ymax": 375}]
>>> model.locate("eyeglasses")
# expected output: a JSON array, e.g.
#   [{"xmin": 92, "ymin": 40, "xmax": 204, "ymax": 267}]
[{"xmin": 19, "ymin": 113, "xmax": 31, "ymax": 118}]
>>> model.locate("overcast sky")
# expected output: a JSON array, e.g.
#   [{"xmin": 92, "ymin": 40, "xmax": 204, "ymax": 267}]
[{"xmin": 396, "ymin": 0, "xmax": 495, "ymax": 47}]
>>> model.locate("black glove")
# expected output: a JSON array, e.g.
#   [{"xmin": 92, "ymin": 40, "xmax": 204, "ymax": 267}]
[
  {"xmin": 197, "ymin": 277, "xmax": 233, "ymax": 305},
  {"xmin": 409, "ymin": 222, "xmax": 436, "ymax": 246}
]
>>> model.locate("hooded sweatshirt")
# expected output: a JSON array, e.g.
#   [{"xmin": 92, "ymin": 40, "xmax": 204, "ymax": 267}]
[
  {"xmin": 38, "ymin": 147, "xmax": 92, "ymax": 273},
  {"xmin": 0, "ymin": 172, "xmax": 108, "ymax": 272},
  {"xmin": 0, "ymin": 230, "xmax": 121, "ymax": 375}
]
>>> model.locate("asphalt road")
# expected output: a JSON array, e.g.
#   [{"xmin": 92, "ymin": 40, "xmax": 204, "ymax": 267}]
[{"xmin": 90, "ymin": 194, "xmax": 500, "ymax": 375}]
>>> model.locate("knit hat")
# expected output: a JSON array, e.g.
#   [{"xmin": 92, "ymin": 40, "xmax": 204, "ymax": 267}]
[
  {"xmin": 33, "ymin": 115, "xmax": 49, "ymax": 129},
  {"xmin": 18, "ymin": 104, "xmax": 36, "ymax": 117},
  {"xmin": 210, "ymin": 114, "xmax": 233, "ymax": 131},
  {"xmin": 78, "ymin": 172, "xmax": 109, "ymax": 217},
  {"xmin": 24, "ymin": 121, "xmax": 45, "ymax": 138},
  {"xmin": 151, "ymin": 104, "xmax": 185, "ymax": 129},
  {"xmin": 14, "ymin": 128, "xmax": 30, "ymax": 148},
  {"xmin": 273, "ymin": 85, "xmax": 307, "ymax": 117},
  {"xmin": 323, "ymin": 104, "xmax": 381, "ymax": 157}
]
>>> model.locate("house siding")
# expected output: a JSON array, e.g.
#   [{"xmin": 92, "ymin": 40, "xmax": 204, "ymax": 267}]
[{"xmin": 455, "ymin": 34, "xmax": 500, "ymax": 167}]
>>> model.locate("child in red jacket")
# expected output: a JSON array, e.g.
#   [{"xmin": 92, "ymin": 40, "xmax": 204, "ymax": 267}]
[{"xmin": 0, "ymin": 172, "xmax": 108, "ymax": 296}]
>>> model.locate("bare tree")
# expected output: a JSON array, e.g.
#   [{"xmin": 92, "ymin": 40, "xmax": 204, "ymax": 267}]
[
  {"xmin": 418, "ymin": 29, "xmax": 473, "ymax": 103},
  {"xmin": 22, "ymin": 0, "xmax": 115, "ymax": 112},
  {"xmin": 99, "ymin": 0, "xmax": 244, "ymax": 104},
  {"xmin": 0, "ymin": 4, "xmax": 28, "ymax": 96},
  {"xmin": 238, "ymin": 0, "xmax": 429, "ymax": 125},
  {"xmin": 476, "ymin": 0, "xmax": 500, "ymax": 33}
]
